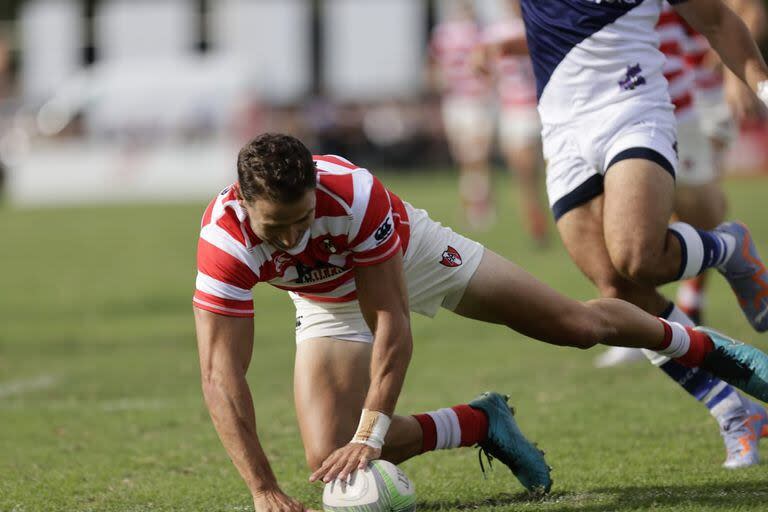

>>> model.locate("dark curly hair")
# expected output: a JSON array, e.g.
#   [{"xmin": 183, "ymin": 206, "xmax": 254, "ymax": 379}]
[{"xmin": 237, "ymin": 133, "xmax": 316, "ymax": 203}]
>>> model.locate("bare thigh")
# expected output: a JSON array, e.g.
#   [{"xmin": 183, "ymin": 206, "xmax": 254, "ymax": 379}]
[
  {"xmin": 294, "ymin": 338, "xmax": 421, "ymax": 471},
  {"xmin": 602, "ymin": 158, "xmax": 682, "ymax": 284},
  {"xmin": 453, "ymin": 249, "xmax": 600, "ymax": 347},
  {"xmin": 556, "ymin": 194, "xmax": 670, "ymax": 315}
]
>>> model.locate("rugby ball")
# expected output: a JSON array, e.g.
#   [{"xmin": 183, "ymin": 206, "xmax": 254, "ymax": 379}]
[{"xmin": 322, "ymin": 460, "xmax": 416, "ymax": 512}]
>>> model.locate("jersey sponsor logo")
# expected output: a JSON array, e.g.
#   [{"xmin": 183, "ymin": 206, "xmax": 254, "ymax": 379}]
[
  {"xmin": 439, "ymin": 246, "xmax": 463, "ymax": 268},
  {"xmin": 295, "ymin": 261, "xmax": 345, "ymax": 284},
  {"xmin": 619, "ymin": 63, "xmax": 646, "ymax": 91},
  {"xmin": 374, "ymin": 218, "xmax": 393, "ymax": 244}
]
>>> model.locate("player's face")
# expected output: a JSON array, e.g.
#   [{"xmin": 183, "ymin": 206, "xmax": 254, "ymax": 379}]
[{"xmin": 244, "ymin": 189, "xmax": 316, "ymax": 251}]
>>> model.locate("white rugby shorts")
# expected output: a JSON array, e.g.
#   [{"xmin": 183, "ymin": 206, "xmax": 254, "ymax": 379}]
[
  {"xmin": 695, "ymin": 89, "xmax": 736, "ymax": 146},
  {"xmin": 292, "ymin": 203, "xmax": 484, "ymax": 344},
  {"xmin": 542, "ymin": 103, "xmax": 678, "ymax": 221},
  {"xmin": 499, "ymin": 105, "xmax": 541, "ymax": 152},
  {"xmin": 675, "ymin": 116, "xmax": 717, "ymax": 186},
  {"xmin": 441, "ymin": 96, "xmax": 494, "ymax": 161}
]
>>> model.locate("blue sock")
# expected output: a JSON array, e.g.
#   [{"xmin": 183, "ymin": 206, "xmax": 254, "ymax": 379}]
[{"xmin": 668, "ymin": 222, "xmax": 734, "ymax": 280}]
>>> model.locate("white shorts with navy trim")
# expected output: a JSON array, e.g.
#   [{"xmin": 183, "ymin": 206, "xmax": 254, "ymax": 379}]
[
  {"xmin": 695, "ymin": 89, "xmax": 736, "ymax": 146},
  {"xmin": 676, "ymin": 116, "xmax": 717, "ymax": 186},
  {"xmin": 292, "ymin": 203, "xmax": 484, "ymax": 344},
  {"xmin": 542, "ymin": 103, "xmax": 678, "ymax": 221},
  {"xmin": 499, "ymin": 106, "xmax": 541, "ymax": 152},
  {"xmin": 441, "ymin": 96, "xmax": 494, "ymax": 160}
]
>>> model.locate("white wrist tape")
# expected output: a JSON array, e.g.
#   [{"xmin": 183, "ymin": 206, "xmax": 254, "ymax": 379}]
[
  {"xmin": 350, "ymin": 409, "xmax": 391, "ymax": 450},
  {"xmin": 758, "ymin": 80, "xmax": 768, "ymax": 108}
]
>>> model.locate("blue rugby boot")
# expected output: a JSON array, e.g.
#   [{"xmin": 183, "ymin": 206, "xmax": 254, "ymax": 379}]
[
  {"xmin": 721, "ymin": 398, "xmax": 768, "ymax": 469},
  {"xmin": 469, "ymin": 392, "xmax": 552, "ymax": 495},
  {"xmin": 715, "ymin": 222, "xmax": 768, "ymax": 332},
  {"xmin": 697, "ymin": 327, "xmax": 768, "ymax": 402}
]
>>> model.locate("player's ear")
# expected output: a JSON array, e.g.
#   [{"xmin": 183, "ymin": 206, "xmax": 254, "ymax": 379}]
[{"xmin": 234, "ymin": 184, "xmax": 246, "ymax": 208}]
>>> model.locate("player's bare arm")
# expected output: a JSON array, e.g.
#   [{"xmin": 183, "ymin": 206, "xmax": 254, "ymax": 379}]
[
  {"xmin": 194, "ymin": 307, "xmax": 313, "ymax": 512},
  {"xmin": 675, "ymin": 0, "xmax": 768, "ymax": 92},
  {"xmin": 309, "ymin": 251, "xmax": 413, "ymax": 484},
  {"xmin": 727, "ymin": 0, "xmax": 767, "ymax": 37},
  {"xmin": 719, "ymin": 0, "xmax": 768, "ymax": 119}
]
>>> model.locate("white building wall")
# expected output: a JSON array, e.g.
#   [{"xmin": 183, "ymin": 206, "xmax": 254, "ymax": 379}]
[
  {"xmin": 323, "ymin": 0, "xmax": 426, "ymax": 101},
  {"xmin": 19, "ymin": 0, "xmax": 83, "ymax": 102},
  {"xmin": 208, "ymin": 0, "xmax": 311, "ymax": 103}
]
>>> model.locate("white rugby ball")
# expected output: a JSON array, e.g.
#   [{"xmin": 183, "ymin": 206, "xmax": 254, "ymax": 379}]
[{"xmin": 322, "ymin": 460, "xmax": 416, "ymax": 512}]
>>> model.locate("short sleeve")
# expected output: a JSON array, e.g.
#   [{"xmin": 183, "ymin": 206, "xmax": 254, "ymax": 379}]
[
  {"xmin": 193, "ymin": 219, "xmax": 259, "ymax": 318},
  {"xmin": 349, "ymin": 176, "xmax": 402, "ymax": 267}
]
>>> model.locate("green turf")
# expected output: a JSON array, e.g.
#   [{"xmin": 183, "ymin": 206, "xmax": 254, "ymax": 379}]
[{"xmin": 2, "ymin": 171, "xmax": 768, "ymax": 511}]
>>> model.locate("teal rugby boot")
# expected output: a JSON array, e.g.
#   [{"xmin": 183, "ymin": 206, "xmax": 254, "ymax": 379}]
[
  {"xmin": 698, "ymin": 327, "xmax": 768, "ymax": 402},
  {"xmin": 469, "ymin": 392, "xmax": 552, "ymax": 495}
]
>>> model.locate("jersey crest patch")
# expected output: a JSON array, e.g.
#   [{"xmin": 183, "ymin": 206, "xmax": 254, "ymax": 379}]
[
  {"xmin": 440, "ymin": 246, "xmax": 463, "ymax": 268},
  {"xmin": 273, "ymin": 253, "xmax": 294, "ymax": 276},
  {"xmin": 321, "ymin": 238, "xmax": 338, "ymax": 254}
]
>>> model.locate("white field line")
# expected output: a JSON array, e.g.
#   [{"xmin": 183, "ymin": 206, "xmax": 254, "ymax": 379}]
[
  {"xmin": 99, "ymin": 398, "xmax": 170, "ymax": 412},
  {"xmin": 0, "ymin": 374, "xmax": 58, "ymax": 398}
]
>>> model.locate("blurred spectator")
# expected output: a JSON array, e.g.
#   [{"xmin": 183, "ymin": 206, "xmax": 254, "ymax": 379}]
[
  {"xmin": 429, "ymin": 0, "xmax": 494, "ymax": 229},
  {"xmin": 0, "ymin": 36, "xmax": 10, "ymax": 100},
  {"xmin": 0, "ymin": 35, "xmax": 11, "ymax": 193}
]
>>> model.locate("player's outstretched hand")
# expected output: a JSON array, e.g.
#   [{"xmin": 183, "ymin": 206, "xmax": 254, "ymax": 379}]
[
  {"xmin": 309, "ymin": 442, "xmax": 381, "ymax": 484},
  {"xmin": 253, "ymin": 487, "xmax": 317, "ymax": 512}
]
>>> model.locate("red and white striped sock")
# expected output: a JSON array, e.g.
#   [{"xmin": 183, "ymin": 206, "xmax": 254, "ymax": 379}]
[
  {"xmin": 657, "ymin": 319, "xmax": 714, "ymax": 367},
  {"xmin": 412, "ymin": 405, "xmax": 489, "ymax": 453}
]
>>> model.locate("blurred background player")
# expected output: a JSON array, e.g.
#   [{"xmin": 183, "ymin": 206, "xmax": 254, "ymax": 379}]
[
  {"xmin": 481, "ymin": 0, "xmax": 548, "ymax": 246},
  {"xmin": 429, "ymin": 0, "xmax": 494, "ymax": 230},
  {"xmin": 675, "ymin": 0, "xmax": 767, "ymax": 323}
]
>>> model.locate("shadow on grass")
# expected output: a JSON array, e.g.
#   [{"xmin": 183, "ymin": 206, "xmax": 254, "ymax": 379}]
[{"xmin": 418, "ymin": 481, "xmax": 768, "ymax": 511}]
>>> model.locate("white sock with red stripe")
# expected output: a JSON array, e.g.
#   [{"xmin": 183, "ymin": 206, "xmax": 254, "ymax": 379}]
[
  {"xmin": 412, "ymin": 404, "xmax": 488, "ymax": 453},
  {"xmin": 656, "ymin": 319, "xmax": 714, "ymax": 367}
]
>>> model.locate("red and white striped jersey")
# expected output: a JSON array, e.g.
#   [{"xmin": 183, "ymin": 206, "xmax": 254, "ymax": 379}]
[
  {"xmin": 483, "ymin": 19, "xmax": 537, "ymax": 108},
  {"xmin": 657, "ymin": 4, "xmax": 696, "ymax": 120},
  {"xmin": 193, "ymin": 155, "xmax": 410, "ymax": 318},
  {"xmin": 430, "ymin": 20, "xmax": 489, "ymax": 98}
]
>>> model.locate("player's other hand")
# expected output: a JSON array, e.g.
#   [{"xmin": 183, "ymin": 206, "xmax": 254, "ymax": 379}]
[
  {"xmin": 253, "ymin": 487, "xmax": 316, "ymax": 512},
  {"xmin": 309, "ymin": 442, "xmax": 381, "ymax": 484}
]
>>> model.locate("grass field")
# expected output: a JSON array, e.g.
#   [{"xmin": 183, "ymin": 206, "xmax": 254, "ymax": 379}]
[{"xmin": 2, "ymin": 171, "xmax": 768, "ymax": 512}]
